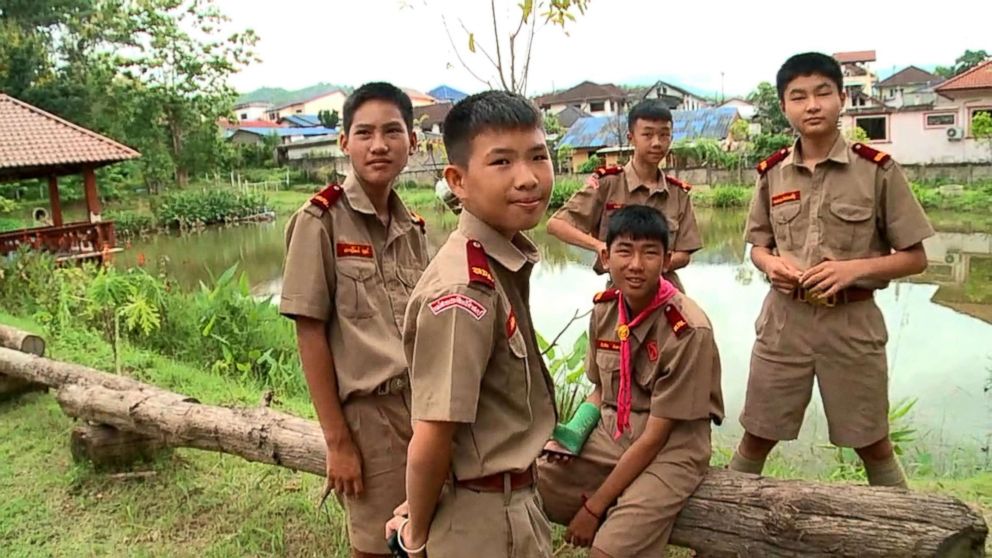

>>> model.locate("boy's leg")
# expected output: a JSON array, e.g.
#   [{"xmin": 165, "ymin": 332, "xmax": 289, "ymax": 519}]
[
  {"xmin": 591, "ymin": 420, "xmax": 711, "ymax": 558},
  {"xmin": 339, "ymin": 392, "xmax": 413, "ymax": 556},
  {"xmin": 815, "ymin": 301, "xmax": 906, "ymax": 487},
  {"xmin": 735, "ymin": 292, "xmax": 816, "ymax": 474}
]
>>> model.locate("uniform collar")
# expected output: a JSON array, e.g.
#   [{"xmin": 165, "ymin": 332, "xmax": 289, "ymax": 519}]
[
  {"xmin": 341, "ymin": 172, "xmax": 413, "ymax": 234},
  {"xmin": 457, "ymin": 210, "xmax": 539, "ymax": 272},
  {"xmin": 785, "ymin": 133, "xmax": 850, "ymax": 167},
  {"xmin": 623, "ymin": 161, "xmax": 666, "ymax": 195}
]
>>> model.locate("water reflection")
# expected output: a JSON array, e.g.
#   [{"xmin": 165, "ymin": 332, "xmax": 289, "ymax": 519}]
[{"xmin": 118, "ymin": 206, "xmax": 992, "ymax": 462}]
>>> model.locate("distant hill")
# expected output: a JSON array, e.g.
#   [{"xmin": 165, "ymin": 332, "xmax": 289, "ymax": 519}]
[{"xmin": 237, "ymin": 83, "xmax": 354, "ymax": 107}]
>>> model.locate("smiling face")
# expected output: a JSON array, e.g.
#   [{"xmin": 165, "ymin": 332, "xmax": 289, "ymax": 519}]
[
  {"xmin": 339, "ymin": 99, "xmax": 416, "ymax": 187},
  {"xmin": 628, "ymin": 118, "xmax": 673, "ymax": 167},
  {"xmin": 606, "ymin": 235, "xmax": 670, "ymax": 307},
  {"xmin": 444, "ymin": 125, "xmax": 553, "ymax": 237},
  {"xmin": 781, "ymin": 73, "xmax": 846, "ymax": 140}
]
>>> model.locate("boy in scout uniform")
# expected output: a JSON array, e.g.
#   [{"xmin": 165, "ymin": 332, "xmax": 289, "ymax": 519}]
[
  {"xmin": 538, "ymin": 205, "xmax": 724, "ymax": 558},
  {"xmin": 729, "ymin": 52, "xmax": 934, "ymax": 488},
  {"xmin": 279, "ymin": 82, "xmax": 429, "ymax": 558},
  {"xmin": 547, "ymin": 99, "xmax": 702, "ymax": 292},
  {"xmin": 390, "ymin": 91, "xmax": 557, "ymax": 557}
]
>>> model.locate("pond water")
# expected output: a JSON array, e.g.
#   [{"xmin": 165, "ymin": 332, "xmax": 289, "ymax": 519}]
[{"xmin": 115, "ymin": 205, "xmax": 992, "ymax": 469}]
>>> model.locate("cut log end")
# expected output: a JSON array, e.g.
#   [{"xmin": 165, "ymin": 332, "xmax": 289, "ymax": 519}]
[
  {"xmin": 69, "ymin": 424, "xmax": 169, "ymax": 470},
  {"xmin": 0, "ymin": 325, "xmax": 46, "ymax": 356}
]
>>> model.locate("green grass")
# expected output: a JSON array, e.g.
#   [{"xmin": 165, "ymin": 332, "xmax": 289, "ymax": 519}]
[{"xmin": 692, "ymin": 184, "xmax": 752, "ymax": 208}]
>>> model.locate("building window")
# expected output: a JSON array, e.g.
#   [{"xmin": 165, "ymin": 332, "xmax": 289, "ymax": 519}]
[
  {"xmin": 589, "ymin": 101, "xmax": 606, "ymax": 113},
  {"xmin": 240, "ymin": 113, "xmax": 248, "ymax": 120},
  {"xmin": 924, "ymin": 112, "xmax": 956, "ymax": 128},
  {"xmin": 854, "ymin": 116, "xmax": 888, "ymax": 141}
]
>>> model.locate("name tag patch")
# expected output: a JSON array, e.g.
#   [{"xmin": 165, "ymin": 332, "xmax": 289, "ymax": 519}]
[
  {"xmin": 336, "ymin": 243, "xmax": 373, "ymax": 258},
  {"xmin": 428, "ymin": 293, "xmax": 488, "ymax": 320},
  {"xmin": 771, "ymin": 191, "xmax": 800, "ymax": 207}
]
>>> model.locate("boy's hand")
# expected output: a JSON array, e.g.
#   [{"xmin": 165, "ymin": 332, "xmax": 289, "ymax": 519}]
[
  {"xmin": 325, "ymin": 437, "xmax": 364, "ymax": 497},
  {"xmin": 801, "ymin": 259, "xmax": 863, "ymax": 298},
  {"xmin": 586, "ymin": 174, "xmax": 600, "ymax": 190},
  {"xmin": 765, "ymin": 256, "xmax": 802, "ymax": 294},
  {"xmin": 541, "ymin": 440, "xmax": 575, "ymax": 464},
  {"xmin": 566, "ymin": 504, "xmax": 600, "ymax": 547}
]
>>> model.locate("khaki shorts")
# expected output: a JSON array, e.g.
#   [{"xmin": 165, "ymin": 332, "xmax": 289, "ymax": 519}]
[
  {"xmin": 337, "ymin": 389, "xmax": 412, "ymax": 554},
  {"xmin": 425, "ymin": 483, "xmax": 552, "ymax": 558},
  {"xmin": 538, "ymin": 410, "xmax": 711, "ymax": 558},
  {"xmin": 741, "ymin": 291, "xmax": 890, "ymax": 448}
]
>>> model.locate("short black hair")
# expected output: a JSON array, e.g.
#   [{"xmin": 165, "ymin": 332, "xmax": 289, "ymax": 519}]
[
  {"xmin": 776, "ymin": 52, "xmax": 844, "ymax": 100},
  {"xmin": 342, "ymin": 82, "xmax": 414, "ymax": 134},
  {"xmin": 443, "ymin": 90, "xmax": 542, "ymax": 166},
  {"xmin": 627, "ymin": 99, "xmax": 673, "ymax": 132},
  {"xmin": 605, "ymin": 205, "xmax": 670, "ymax": 253}
]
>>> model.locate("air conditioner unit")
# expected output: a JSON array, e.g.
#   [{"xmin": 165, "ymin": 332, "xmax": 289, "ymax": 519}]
[{"xmin": 946, "ymin": 127, "xmax": 965, "ymax": 141}]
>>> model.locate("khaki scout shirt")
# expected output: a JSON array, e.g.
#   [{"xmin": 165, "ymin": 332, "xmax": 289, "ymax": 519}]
[
  {"xmin": 403, "ymin": 210, "xmax": 557, "ymax": 481},
  {"xmin": 552, "ymin": 161, "xmax": 702, "ymax": 280},
  {"xmin": 586, "ymin": 292, "xmax": 724, "ymax": 427},
  {"xmin": 279, "ymin": 173, "xmax": 429, "ymax": 403},
  {"xmin": 745, "ymin": 135, "xmax": 934, "ymax": 289}
]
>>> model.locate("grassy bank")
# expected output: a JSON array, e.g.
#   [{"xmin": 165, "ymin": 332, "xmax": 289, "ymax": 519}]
[{"xmin": 2, "ymin": 310, "xmax": 989, "ymax": 557}]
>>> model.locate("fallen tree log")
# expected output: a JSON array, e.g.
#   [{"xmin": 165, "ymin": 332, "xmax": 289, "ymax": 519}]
[
  {"xmin": 1, "ymin": 347, "xmax": 987, "ymax": 556},
  {"xmin": 54, "ymin": 383, "xmax": 988, "ymax": 557},
  {"xmin": 0, "ymin": 325, "xmax": 45, "ymax": 356},
  {"xmin": 0, "ymin": 327, "xmax": 47, "ymax": 399}
]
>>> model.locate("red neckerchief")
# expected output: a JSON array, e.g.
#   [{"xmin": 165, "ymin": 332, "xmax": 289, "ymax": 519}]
[{"xmin": 614, "ymin": 277, "xmax": 678, "ymax": 439}]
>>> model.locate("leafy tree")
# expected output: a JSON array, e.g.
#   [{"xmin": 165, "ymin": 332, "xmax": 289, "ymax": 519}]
[
  {"xmin": 845, "ymin": 126, "xmax": 869, "ymax": 142},
  {"xmin": 747, "ymin": 81, "xmax": 791, "ymax": 135},
  {"xmin": 972, "ymin": 111, "xmax": 992, "ymax": 163},
  {"xmin": 751, "ymin": 133, "xmax": 794, "ymax": 163},
  {"xmin": 318, "ymin": 109, "xmax": 340, "ymax": 129},
  {"xmin": 935, "ymin": 50, "xmax": 989, "ymax": 78}
]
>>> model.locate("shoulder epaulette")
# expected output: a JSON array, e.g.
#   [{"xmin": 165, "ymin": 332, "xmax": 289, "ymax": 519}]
[
  {"xmin": 465, "ymin": 239, "xmax": 495, "ymax": 289},
  {"xmin": 663, "ymin": 303, "xmax": 691, "ymax": 338},
  {"xmin": 593, "ymin": 165, "xmax": 624, "ymax": 178},
  {"xmin": 756, "ymin": 148, "xmax": 791, "ymax": 176},
  {"xmin": 309, "ymin": 184, "xmax": 343, "ymax": 212},
  {"xmin": 665, "ymin": 175, "xmax": 692, "ymax": 193},
  {"xmin": 851, "ymin": 143, "xmax": 891, "ymax": 166},
  {"xmin": 411, "ymin": 211, "xmax": 426, "ymax": 234},
  {"xmin": 592, "ymin": 288, "xmax": 620, "ymax": 303}
]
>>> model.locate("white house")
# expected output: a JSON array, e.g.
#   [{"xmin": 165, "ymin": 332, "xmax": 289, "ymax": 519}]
[
  {"xmin": 534, "ymin": 81, "xmax": 629, "ymax": 116},
  {"xmin": 719, "ymin": 97, "xmax": 756, "ymax": 120},
  {"xmin": 640, "ymin": 80, "xmax": 711, "ymax": 111},
  {"xmin": 840, "ymin": 60, "xmax": 992, "ymax": 165},
  {"xmin": 232, "ymin": 101, "xmax": 273, "ymax": 122},
  {"xmin": 268, "ymin": 88, "xmax": 348, "ymax": 121},
  {"xmin": 834, "ymin": 50, "xmax": 879, "ymax": 110},
  {"xmin": 875, "ymin": 66, "xmax": 944, "ymax": 108}
]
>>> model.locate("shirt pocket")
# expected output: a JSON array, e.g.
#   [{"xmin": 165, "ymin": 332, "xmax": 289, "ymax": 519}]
[
  {"xmin": 594, "ymin": 351, "xmax": 621, "ymax": 404},
  {"xmin": 336, "ymin": 260, "xmax": 377, "ymax": 319},
  {"xmin": 771, "ymin": 201, "xmax": 802, "ymax": 250},
  {"xmin": 825, "ymin": 201, "xmax": 874, "ymax": 254},
  {"xmin": 387, "ymin": 266, "xmax": 422, "ymax": 328}
]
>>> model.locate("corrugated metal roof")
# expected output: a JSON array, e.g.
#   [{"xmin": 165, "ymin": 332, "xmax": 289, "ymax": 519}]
[
  {"xmin": 428, "ymin": 85, "xmax": 467, "ymax": 102},
  {"xmin": 0, "ymin": 93, "xmax": 140, "ymax": 178},
  {"xmin": 559, "ymin": 107, "xmax": 739, "ymax": 149},
  {"xmin": 281, "ymin": 114, "xmax": 322, "ymax": 127},
  {"xmin": 234, "ymin": 126, "xmax": 337, "ymax": 138}
]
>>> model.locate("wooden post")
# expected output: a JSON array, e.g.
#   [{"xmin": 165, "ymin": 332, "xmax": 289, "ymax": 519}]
[
  {"xmin": 83, "ymin": 167, "xmax": 101, "ymax": 223},
  {"xmin": 47, "ymin": 176, "xmax": 64, "ymax": 227}
]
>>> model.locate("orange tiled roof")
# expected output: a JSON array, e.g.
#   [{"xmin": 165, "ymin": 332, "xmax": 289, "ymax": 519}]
[
  {"xmin": 0, "ymin": 93, "xmax": 140, "ymax": 174},
  {"xmin": 833, "ymin": 50, "xmax": 877, "ymax": 64},
  {"xmin": 935, "ymin": 60, "xmax": 992, "ymax": 92}
]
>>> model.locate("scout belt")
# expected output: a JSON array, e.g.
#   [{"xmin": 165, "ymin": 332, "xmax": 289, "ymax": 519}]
[
  {"xmin": 792, "ymin": 286, "xmax": 874, "ymax": 307},
  {"xmin": 375, "ymin": 375, "xmax": 409, "ymax": 396},
  {"xmin": 455, "ymin": 465, "xmax": 536, "ymax": 493}
]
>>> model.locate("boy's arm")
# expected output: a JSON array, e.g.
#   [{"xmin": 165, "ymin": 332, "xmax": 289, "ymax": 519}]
[
  {"xmin": 403, "ymin": 420, "xmax": 457, "ymax": 550},
  {"xmin": 669, "ymin": 195, "xmax": 703, "ymax": 272},
  {"xmin": 547, "ymin": 179, "xmax": 607, "ymax": 253},
  {"xmin": 279, "ymin": 211, "xmax": 362, "ymax": 495},
  {"xmin": 581, "ymin": 415, "xmax": 675, "ymax": 518},
  {"xmin": 745, "ymin": 174, "xmax": 801, "ymax": 292}
]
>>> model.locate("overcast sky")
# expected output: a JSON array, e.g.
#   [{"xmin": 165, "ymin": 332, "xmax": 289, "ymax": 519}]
[{"xmin": 215, "ymin": 0, "xmax": 990, "ymax": 97}]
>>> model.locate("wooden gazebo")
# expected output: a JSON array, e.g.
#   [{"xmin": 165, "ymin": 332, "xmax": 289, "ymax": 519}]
[{"xmin": 0, "ymin": 93, "xmax": 140, "ymax": 261}]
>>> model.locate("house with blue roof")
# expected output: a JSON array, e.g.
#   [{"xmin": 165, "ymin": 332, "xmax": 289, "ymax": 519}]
[
  {"xmin": 227, "ymin": 126, "xmax": 338, "ymax": 146},
  {"xmin": 279, "ymin": 114, "xmax": 322, "ymax": 127},
  {"xmin": 428, "ymin": 85, "xmax": 468, "ymax": 103},
  {"xmin": 558, "ymin": 107, "xmax": 739, "ymax": 172}
]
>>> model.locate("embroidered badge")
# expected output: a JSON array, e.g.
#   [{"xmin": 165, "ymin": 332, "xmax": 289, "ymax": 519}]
[
  {"xmin": 663, "ymin": 304, "xmax": 690, "ymax": 338},
  {"xmin": 605, "ymin": 201, "xmax": 625, "ymax": 211},
  {"xmin": 428, "ymin": 293, "xmax": 488, "ymax": 320},
  {"xmin": 596, "ymin": 339, "xmax": 621, "ymax": 352},
  {"xmin": 336, "ymin": 243, "xmax": 373, "ymax": 258},
  {"xmin": 646, "ymin": 340, "xmax": 659, "ymax": 362},
  {"xmin": 506, "ymin": 309, "xmax": 518, "ymax": 338}
]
